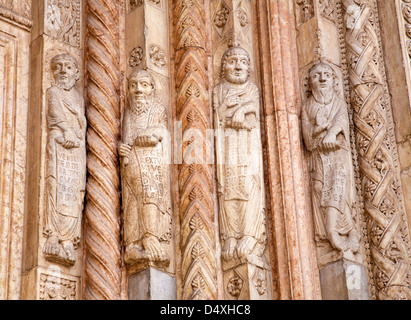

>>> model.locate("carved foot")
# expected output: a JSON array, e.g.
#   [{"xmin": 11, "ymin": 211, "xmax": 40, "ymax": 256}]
[
  {"xmin": 43, "ymin": 236, "xmax": 75, "ymax": 266},
  {"xmin": 142, "ymin": 234, "xmax": 168, "ymax": 262},
  {"xmin": 43, "ymin": 235, "xmax": 61, "ymax": 257},
  {"xmin": 236, "ymin": 236, "xmax": 257, "ymax": 259},
  {"xmin": 222, "ymin": 238, "xmax": 237, "ymax": 261},
  {"xmin": 62, "ymin": 241, "xmax": 77, "ymax": 265}
]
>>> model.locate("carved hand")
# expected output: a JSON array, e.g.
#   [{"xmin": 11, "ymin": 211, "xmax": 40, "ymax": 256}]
[
  {"xmin": 320, "ymin": 133, "xmax": 340, "ymax": 152},
  {"xmin": 118, "ymin": 143, "xmax": 132, "ymax": 158},
  {"xmin": 135, "ymin": 135, "xmax": 159, "ymax": 147},
  {"xmin": 231, "ymin": 108, "xmax": 246, "ymax": 129},
  {"xmin": 61, "ymin": 130, "xmax": 80, "ymax": 149},
  {"xmin": 225, "ymin": 94, "xmax": 242, "ymax": 108}
]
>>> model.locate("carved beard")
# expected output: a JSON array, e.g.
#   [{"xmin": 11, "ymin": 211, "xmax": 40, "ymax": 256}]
[
  {"xmin": 55, "ymin": 78, "xmax": 77, "ymax": 91},
  {"xmin": 225, "ymin": 72, "xmax": 248, "ymax": 85},
  {"xmin": 130, "ymin": 100, "xmax": 151, "ymax": 115},
  {"xmin": 312, "ymin": 88, "xmax": 334, "ymax": 105}
]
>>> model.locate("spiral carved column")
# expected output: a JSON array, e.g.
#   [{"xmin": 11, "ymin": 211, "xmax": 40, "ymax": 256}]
[
  {"xmin": 174, "ymin": 0, "xmax": 219, "ymax": 300},
  {"xmin": 84, "ymin": 0, "xmax": 122, "ymax": 300}
]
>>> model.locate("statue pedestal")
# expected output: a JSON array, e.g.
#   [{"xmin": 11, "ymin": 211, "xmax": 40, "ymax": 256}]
[
  {"xmin": 319, "ymin": 259, "xmax": 370, "ymax": 300},
  {"xmin": 128, "ymin": 267, "xmax": 176, "ymax": 300},
  {"xmin": 222, "ymin": 256, "xmax": 272, "ymax": 300}
]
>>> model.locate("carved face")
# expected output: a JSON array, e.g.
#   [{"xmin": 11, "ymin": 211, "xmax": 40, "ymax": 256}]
[
  {"xmin": 224, "ymin": 53, "xmax": 250, "ymax": 84},
  {"xmin": 128, "ymin": 75, "xmax": 155, "ymax": 105},
  {"xmin": 51, "ymin": 57, "xmax": 79, "ymax": 90},
  {"xmin": 309, "ymin": 64, "xmax": 335, "ymax": 99}
]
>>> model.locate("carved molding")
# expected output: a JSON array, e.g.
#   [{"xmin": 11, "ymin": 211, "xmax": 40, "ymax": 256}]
[
  {"xmin": 0, "ymin": 4, "xmax": 32, "ymax": 30},
  {"xmin": 84, "ymin": 0, "xmax": 122, "ymax": 300},
  {"xmin": 174, "ymin": 0, "xmax": 218, "ymax": 300},
  {"xmin": 343, "ymin": 0, "xmax": 411, "ymax": 300}
]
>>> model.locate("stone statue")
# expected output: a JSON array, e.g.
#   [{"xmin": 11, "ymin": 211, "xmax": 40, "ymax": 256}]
[
  {"xmin": 43, "ymin": 54, "xmax": 86, "ymax": 266},
  {"xmin": 119, "ymin": 69, "xmax": 172, "ymax": 267},
  {"xmin": 213, "ymin": 45, "xmax": 267, "ymax": 265},
  {"xmin": 301, "ymin": 61, "xmax": 360, "ymax": 260}
]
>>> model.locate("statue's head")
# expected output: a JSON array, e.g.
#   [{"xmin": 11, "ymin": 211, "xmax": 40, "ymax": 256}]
[
  {"xmin": 51, "ymin": 54, "xmax": 80, "ymax": 90},
  {"xmin": 221, "ymin": 45, "xmax": 251, "ymax": 85},
  {"xmin": 128, "ymin": 69, "xmax": 156, "ymax": 112},
  {"xmin": 308, "ymin": 61, "xmax": 338, "ymax": 104}
]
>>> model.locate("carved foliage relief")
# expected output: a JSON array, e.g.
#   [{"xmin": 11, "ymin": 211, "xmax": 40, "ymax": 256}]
[
  {"xmin": 343, "ymin": 0, "xmax": 411, "ymax": 299},
  {"xmin": 43, "ymin": 54, "xmax": 86, "ymax": 267},
  {"xmin": 45, "ymin": 0, "xmax": 81, "ymax": 48},
  {"xmin": 175, "ymin": 0, "xmax": 218, "ymax": 300}
]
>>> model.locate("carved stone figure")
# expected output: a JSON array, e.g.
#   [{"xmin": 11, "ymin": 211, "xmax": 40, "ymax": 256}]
[
  {"xmin": 119, "ymin": 69, "xmax": 172, "ymax": 268},
  {"xmin": 43, "ymin": 54, "xmax": 86, "ymax": 266},
  {"xmin": 213, "ymin": 45, "xmax": 267, "ymax": 265},
  {"xmin": 301, "ymin": 61, "xmax": 360, "ymax": 260}
]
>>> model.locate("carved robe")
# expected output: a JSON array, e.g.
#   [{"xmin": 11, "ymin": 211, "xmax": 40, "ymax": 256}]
[
  {"xmin": 121, "ymin": 103, "xmax": 172, "ymax": 248},
  {"xmin": 302, "ymin": 94, "xmax": 356, "ymax": 241},
  {"xmin": 213, "ymin": 79, "xmax": 266, "ymax": 250},
  {"xmin": 45, "ymin": 85, "xmax": 86, "ymax": 244}
]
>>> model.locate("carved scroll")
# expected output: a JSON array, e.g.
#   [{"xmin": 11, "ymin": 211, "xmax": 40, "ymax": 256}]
[
  {"xmin": 174, "ymin": 0, "xmax": 218, "ymax": 300},
  {"xmin": 84, "ymin": 0, "xmax": 122, "ymax": 300},
  {"xmin": 343, "ymin": 0, "xmax": 411, "ymax": 300},
  {"xmin": 43, "ymin": 54, "xmax": 86, "ymax": 267}
]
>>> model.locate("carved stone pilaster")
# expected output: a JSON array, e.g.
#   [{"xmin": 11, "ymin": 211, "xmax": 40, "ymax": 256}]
[
  {"xmin": 21, "ymin": 0, "xmax": 85, "ymax": 300},
  {"xmin": 343, "ymin": 0, "xmax": 411, "ymax": 300},
  {"xmin": 174, "ymin": 0, "xmax": 219, "ymax": 300},
  {"xmin": 84, "ymin": 0, "xmax": 122, "ymax": 300}
]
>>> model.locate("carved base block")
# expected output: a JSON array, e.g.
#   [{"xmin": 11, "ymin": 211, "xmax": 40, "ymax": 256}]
[
  {"xmin": 319, "ymin": 259, "xmax": 370, "ymax": 300},
  {"xmin": 223, "ymin": 263, "xmax": 273, "ymax": 300},
  {"xmin": 128, "ymin": 267, "xmax": 176, "ymax": 300}
]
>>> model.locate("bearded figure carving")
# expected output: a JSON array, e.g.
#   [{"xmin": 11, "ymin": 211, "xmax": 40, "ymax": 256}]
[
  {"xmin": 118, "ymin": 69, "xmax": 172, "ymax": 268},
  {"xmin": 302, "ymin": 61, "xmax": 360, "ymax": 261},
  {"xmin": 213, "ymin": 45, "xmax": 267, "ymax": 266},
  {"xmin": 43, "ymin": 54, "xmax": 86, "ymax": 266}
]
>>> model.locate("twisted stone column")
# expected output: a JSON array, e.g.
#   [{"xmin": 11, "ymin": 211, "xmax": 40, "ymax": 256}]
[
  {"xmin": 174, "ymin": 0, "xmax": 219, "ymax": 300},
  {"xmin": 343, "ymin": 0, "xmax": 411, "ymax": 300},
  {"xmin": 84, "ymin": 0, "xmax": 122, "ymax": 300}
]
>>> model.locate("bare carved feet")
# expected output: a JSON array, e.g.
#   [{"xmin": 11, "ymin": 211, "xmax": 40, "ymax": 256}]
[
  {"xmin": 43, "ymin": 235, "xmax": 61, "ymax": 257},
  {"xmin": 237, "ymin": 235, "xmax": 257, "ymax": 259},
  {"xmin": 142, "ymin": 234, "xmax": 168, "ymax": 262},
  {"xmin": 43, "ymin": 236, "xmax": 76, "ymax": 266},
  {"xmin": 222, "ymin": 238, "xmax": 237, "ymax": 261}
]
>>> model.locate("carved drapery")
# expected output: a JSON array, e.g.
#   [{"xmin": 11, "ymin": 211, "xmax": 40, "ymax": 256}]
[
  {"xmin": 174, "ymin": 0, "xmax": 219, "ymax": 300},
  {"xmin": 84, "ymin": 0, "xmax": 122, "ymax": 300},
  {"xmin": 343, "ymin": 0, "xmax": 411, "ymax": 300}
]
